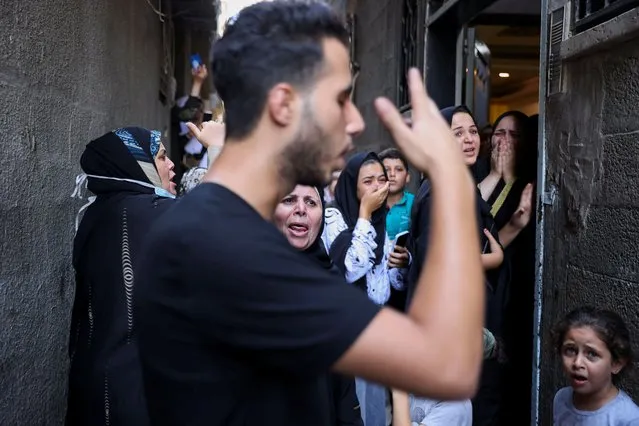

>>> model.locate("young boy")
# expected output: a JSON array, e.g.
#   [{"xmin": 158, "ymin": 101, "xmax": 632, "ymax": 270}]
[{"xmin": 379, "ymin": 148, "xmax": 414, "ymax": 240}]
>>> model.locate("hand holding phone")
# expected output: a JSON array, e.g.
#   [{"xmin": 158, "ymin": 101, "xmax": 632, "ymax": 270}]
[
  {"xmin": 388, "ymin": 231, "xmax": 410, "ymax": 269},
  {"xmin": 190, "ymin": 53, "xmax": 203, "ymax": 70},
  {"xmin": 394, "ymin": 231, "xmax": 409, "ymax": 248}
]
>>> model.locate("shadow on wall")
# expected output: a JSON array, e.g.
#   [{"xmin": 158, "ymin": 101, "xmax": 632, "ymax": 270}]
[{"xmin": 0, "ymin": 0, "xmax": 170, "ymax": 424}]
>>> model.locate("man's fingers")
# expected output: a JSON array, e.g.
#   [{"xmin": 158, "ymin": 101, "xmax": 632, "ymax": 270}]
[
  {"xmin": 374, "ymin": 97, "xmax": 412, "ymax": 146},
  {"xmin": 407, "ymin": 68, "xmax": 431, "ymax": 121}
]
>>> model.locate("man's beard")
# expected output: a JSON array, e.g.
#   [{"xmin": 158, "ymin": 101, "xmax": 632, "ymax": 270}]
[{"xmin": 279, "ymin": 103, "xmax": 332, "ymax": 187}]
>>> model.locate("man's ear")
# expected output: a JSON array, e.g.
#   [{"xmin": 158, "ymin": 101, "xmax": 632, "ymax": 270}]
[{"xmin": 266, "ymin": 83, "xmax": 296, "ymax": 127}]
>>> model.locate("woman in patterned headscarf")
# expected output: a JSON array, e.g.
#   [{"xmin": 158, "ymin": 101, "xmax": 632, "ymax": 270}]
[{"xmin": 67, "ymin": 127, "xmax": 176, "ymax": 426}]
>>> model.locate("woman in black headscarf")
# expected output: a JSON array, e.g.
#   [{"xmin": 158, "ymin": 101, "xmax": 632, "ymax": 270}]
[
  {"xmin": 273, "ymin": 184, "xmax": 363, "ymax": 426},
  {"xmin": 407, "ymin": 106, "xmax": 507, "ymax": 426},
  {"xmin": 67, "ymin": 127, "xmax": 177, "ymax": 426},
  {"xmin": 477, "ymin": 112, "xmax": 537, "ymax": 425},
  {"xmin": 322, "ymin": 152, "xmax": 409, "ymax": 305},
  {"xmin": 322, "ymin": 152, "xmax": 409, "ymax": 426}
]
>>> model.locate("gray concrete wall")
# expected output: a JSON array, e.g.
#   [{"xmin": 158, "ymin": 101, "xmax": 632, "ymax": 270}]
[
  {"xmin": 352, "ymin": 0, "xmax": 402, "ymax": 153},
  {"xmin": 0, "ymin": 0, "xmax": 169, "ymax": 423},
  {"xmin": 539, "ymin": 36, "xmax": 639, "ymax": 423}
]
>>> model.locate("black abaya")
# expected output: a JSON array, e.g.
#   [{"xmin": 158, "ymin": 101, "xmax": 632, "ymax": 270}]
[{"xmin": 67, "ymin": 128, "xmax": 175, "ymax": 426}]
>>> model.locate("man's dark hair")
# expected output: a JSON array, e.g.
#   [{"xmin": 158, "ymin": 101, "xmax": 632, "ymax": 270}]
[
  {"xmin": 378, "ymin": 148, "xmax": 408, "ymax": 169},
  {"xmin": 212, "ymin": 1, "xmax": 349, "ymax": 140}
]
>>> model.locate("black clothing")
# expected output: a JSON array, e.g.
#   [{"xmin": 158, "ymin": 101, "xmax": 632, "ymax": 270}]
[
  {"xmin": 68, "ymin": 128, "xmax": 173, "ymax": 426},
  {"xmin": 136, "ymin": 183, "xmax": 379, "ymax": 426},
  {"xmin": 407, "ymin": 106, "xmax": 509, "ymax": 426},
  {"xmin": 304, "ymin": 186, "xmax": 334, "ymax": 271},
  {"xmin": 327, "ymin": 375, "xmax": 365, "ymax": 426},
  {"xmin": 307, "ymin": 186, "xmax": 363, "ymax": 426}
]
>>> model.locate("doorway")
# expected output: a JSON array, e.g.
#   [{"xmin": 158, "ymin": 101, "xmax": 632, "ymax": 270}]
[{"xmin": 428, "ymin": 0, "xmax": 543, "ymax": 424}]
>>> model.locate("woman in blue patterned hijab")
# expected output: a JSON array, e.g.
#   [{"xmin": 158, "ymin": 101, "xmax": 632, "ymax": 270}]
[{"xmin": 67, "ymin": 127, "xmax": 176, "ymax": 426}]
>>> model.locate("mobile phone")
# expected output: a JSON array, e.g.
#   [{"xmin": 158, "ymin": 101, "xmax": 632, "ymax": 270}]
[
  {"xmin": 203, "ymin": 112, "xmax": 213, "ymax": 122},
  {"xmin": 395, "ymin": 231, "xmax": 409, "ymax": 248},
  {"xmin": 190, "ymin": 53, "xmax": 203, "ymax": 70}
]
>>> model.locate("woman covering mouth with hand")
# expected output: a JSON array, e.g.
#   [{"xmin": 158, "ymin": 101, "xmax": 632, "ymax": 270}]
[{"xmin": 322, "ymin": 151, "xmax": 410, "ymax": 426}]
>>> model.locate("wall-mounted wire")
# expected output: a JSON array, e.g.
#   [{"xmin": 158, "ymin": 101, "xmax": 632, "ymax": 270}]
[{"xmin": 146, "ymin": 0, "xmax": 166, "ymax": 22}]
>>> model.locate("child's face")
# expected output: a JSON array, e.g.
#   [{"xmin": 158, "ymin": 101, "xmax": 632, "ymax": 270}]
[{"xmin": 561, "ymin": 326, "xmax": 624, "ymax": 398}]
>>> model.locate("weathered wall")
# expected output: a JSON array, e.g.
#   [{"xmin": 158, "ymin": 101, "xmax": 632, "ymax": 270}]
[
  {"xmin": 539, "ymin": 36, "xmax": 639, "ymax": 423},
  {"xmin": 0, "ymin": 0, "xmax": 169, "ymax": 423},
  {"xmin": 352, "ymin": 0, "xmax": 402, "ymax": 153}
]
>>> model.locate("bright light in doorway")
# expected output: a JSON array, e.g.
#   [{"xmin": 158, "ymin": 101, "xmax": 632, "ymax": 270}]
[{"xmin": 499, "ymin": 72, "xmax": 510, "ymax": 78}]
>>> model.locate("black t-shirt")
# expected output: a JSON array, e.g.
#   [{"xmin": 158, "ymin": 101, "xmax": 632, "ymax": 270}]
[{"xmin": 136, "ymin": 183, "xmax": 379, "ymax": 426}]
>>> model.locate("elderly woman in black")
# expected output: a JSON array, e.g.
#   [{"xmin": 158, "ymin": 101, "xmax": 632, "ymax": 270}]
[
  {"xmin": 273, "ymin": 184, "xmax": 363, "ymax": 426},
  {"xmin": 67, "ymin": 127, "xmax": 176, "ymax": 426}
]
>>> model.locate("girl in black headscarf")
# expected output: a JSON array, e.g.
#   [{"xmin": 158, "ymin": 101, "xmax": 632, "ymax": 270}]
[
  {"xmin": 322, "ymin": 152, "xmax": 409, "ymax": 305},
  {"xmin": 322, "ymin": 152, "xmax": 410, "ymax": 426},
  {"xmin": 273, "ymin": 185, "xmax": 363, "ymax": 426},
  {"xmin": 67, "ymin": 127, "xmax": 177, "ymax": 426}
]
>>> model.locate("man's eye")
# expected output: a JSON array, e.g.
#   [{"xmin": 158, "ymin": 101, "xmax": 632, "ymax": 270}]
[{"xmin": 282, "ymin": 198, "xmax": 295, "ymax": 204}]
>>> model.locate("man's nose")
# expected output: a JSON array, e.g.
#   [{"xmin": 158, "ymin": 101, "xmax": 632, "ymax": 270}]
[{"xmin": 345, "ymin": 102, "xmax": 365, "ymax": 137}]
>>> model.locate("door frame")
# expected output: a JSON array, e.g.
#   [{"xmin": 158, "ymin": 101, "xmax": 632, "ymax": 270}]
[{"xmin": 530, "ymin": 0, "xmax": 549, "ymax": 424}]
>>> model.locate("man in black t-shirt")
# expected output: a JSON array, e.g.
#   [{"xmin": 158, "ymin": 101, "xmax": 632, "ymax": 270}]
[{"xmin": 136, "ymin": 2, "xmax": 486, "ymax": 425}]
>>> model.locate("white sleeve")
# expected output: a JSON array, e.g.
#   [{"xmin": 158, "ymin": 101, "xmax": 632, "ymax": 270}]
[
  {"xmin": 343, "ymin": 218, "xmax": 377, "ymax": 283},
  {"xmin": 322, "ymin": 209, "xmax": 377, "ymax": 284},
  {"xmin": 389, "ymin": 267, "xmax": 407, "ymax": 291}
]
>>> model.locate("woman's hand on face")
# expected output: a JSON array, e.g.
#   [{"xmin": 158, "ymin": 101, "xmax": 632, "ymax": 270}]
[
  {"xmin": 509, "ymin": 183, "xmax": 533, "ymax": 230},
  {"xmin": 490, "ymin": 140, "xmax": 504, "ymax": 177},
  {"xmin": 388, "ymin": 245, "xmax": 410, "ymax": 269},
  {"xmin": 359, "ymin": 182, "xmax": 389, "ymax": 219},
  {"xmin": 187, "ymin": 121, "xmax": 225, "ymax": 149},
  {"xmin": 501, "ymin": 140, "xmax": 516, "ymax": 182}
]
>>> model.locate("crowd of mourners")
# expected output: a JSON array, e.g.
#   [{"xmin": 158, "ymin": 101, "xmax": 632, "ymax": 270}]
[{"xmin": 65, "ymin": 1, "xmax": 639, "ymax": 425}]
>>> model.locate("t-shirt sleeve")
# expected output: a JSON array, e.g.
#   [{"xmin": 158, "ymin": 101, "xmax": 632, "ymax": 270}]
[{"xmin": 182, "ymin": 224, "xmax": 380, "ymax": 376}]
